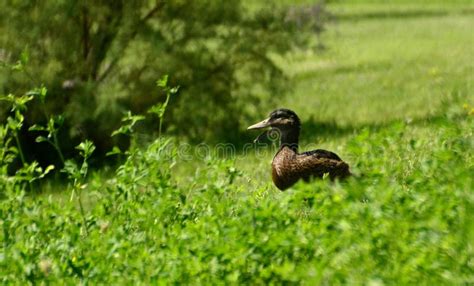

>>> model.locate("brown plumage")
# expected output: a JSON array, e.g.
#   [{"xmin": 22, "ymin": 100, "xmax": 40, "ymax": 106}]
[{"xmin": 248, "ymin": 109, "xmax": 350, "ymax": 190}]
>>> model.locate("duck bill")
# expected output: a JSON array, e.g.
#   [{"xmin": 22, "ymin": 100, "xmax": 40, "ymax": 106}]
[{"xmin": 247, "ymin": 118, "xmax": 271, "ymax": 130}]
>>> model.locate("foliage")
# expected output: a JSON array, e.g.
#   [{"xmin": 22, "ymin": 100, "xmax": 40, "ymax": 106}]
[
  {"xmin": 151, "ymin": 75, "xmax": 179, "ymax": 138},
  {"xmin": 0, "ymin": 91, "xmax": 55, "ymax": 190},
  {"xmin": 0, "ymin": 0, "xmax": 327, "ymax": 164},
  {"xmin": 1, "ymin": 1, "xmax": 473, "ymax": 284},
  {"xmin": 0, "ymin": 71, "xmax": 177, "ymax": 188},
  {"xmin": 1, "ymin": 112, "xmax": 472, "ymax": 284}
]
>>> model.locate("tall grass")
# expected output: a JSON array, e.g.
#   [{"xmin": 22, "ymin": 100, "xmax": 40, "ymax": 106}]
[{"xmin": 1, "ymin": 111, "xmax": 472, "ymax": 284}]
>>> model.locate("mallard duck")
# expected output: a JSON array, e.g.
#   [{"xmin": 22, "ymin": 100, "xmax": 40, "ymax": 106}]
[{"xmin": 248, "ymin": 109, "xmax": 350, "ymax": 190}]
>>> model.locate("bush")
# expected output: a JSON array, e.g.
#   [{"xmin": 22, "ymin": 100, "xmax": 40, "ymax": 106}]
[{"xmin": 0, "ymin": 1, "xmax": 329, "ymax": 163}]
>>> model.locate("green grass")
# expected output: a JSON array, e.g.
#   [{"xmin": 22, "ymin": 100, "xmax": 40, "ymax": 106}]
[
  {"xmin": 279, "ymin": 10, "xmax": 473, "ymax": 126},
  {"xmin": 2, "ymin": 114, "xmax": 473, "ymax": 284},
  {"xmin": 237, "ymin": 4, "xmax": 473, "ymax": 188},
  {"xmin": 2, "ymin": 2, "xmax": 474, "ymax": 284}
]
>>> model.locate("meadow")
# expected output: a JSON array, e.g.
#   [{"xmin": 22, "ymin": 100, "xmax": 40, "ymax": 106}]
[{"xmin": 1, "ymin": 1, "xmax": 473, "ymax": 284}]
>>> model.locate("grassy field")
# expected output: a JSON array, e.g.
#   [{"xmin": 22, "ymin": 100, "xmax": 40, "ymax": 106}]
[
  {"xmin": 235, "ymin": 1, "xmax": 473, "ymax": 188},
  {"xmin": 2, "ymin": 1, "xmax": 474, "ymax": 284}
]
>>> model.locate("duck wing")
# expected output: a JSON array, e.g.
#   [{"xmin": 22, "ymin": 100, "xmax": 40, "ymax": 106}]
[
  {"xmin": 296, "ymin": 150, "xmax": 350, "ymax": 181},
  {"xmin": 300, "ymin": 149, "xmax": 342, "ymax": 161}
]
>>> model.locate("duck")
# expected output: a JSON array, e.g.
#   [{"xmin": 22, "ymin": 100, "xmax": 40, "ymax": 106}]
[{"xmin": 247, "ymin": 108, "xmax": 350, "ymax": 190}]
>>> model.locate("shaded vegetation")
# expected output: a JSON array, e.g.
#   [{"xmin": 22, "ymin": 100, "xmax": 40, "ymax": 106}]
[{"xmin": 0, "ymin": 0, "xmax": 328, "ymax": 163}]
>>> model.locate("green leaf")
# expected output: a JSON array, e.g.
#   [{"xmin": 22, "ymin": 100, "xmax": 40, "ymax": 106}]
[
  {"xmin": 26, "ymin": 86, "xmax": 48, "ymax": 102},
  {"xmin": 29, "ymin": 124, "xmax": 47, "ymax": 132},
  {"xmin": 8, "ymin": 146, "xmax": 18, "ymax": 155},
  {"xmin": 156, "ymin": 75, "xmax": 168, "ymax": 88},
  {"xmin": 40, "ymin": 86, "xmax": 47, "ymax": 101},
  {"xmin": 106, "ymin": 146, "xmax": 122, "ymax": 156},
  {"xmin": 76, "ymin": 140, "xmax": 96, "ymax": 159},
  {"xmin": 53, "ymin": 115, "xmax": 64, "ymax": 126},
  {"xmin": 111, "ymin": 126, "xmax": 129, "ymax": 137},
  {"xmin": 61, "ymin": 160, "xmax": 80, "ymax": 180},
  {"xmin": 169, "ymin": 86, "xmax": 180, "ymax": 94},
  {"xmin": 11, "ymin": 61, "xmax": 23, "ymax": 71},
  {"xmin": 7, "ymin": 117, "xmax": 22, "ymax": 130},
  {"xmin": 35, "ymin": 136, "xmax": 48, "ymax": 143},
  {"xmin": 0, "ymin": 94, "xmax": 15, "ymax": 102},
  {"xmin": 148, "ymin": 104, "xmax": 165, "ymax": 117},
  {"xmin": 43, "ymin": 165, "xmax": 55, "ymax": 175}
]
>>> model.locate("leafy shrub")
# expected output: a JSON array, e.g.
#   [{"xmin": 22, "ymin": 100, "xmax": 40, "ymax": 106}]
[{"xmin": 0, "ymin": 1, "xmax": 329, "ymax": 163}]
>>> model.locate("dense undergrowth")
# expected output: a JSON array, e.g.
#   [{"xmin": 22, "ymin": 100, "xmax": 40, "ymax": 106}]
[
  {"xmin": 2, "ymin": 1, "xmax": 474, "ymax": 284},
  {"xmin": 1, "ymin": 108, "xmax": 473, "ymax": 284}
]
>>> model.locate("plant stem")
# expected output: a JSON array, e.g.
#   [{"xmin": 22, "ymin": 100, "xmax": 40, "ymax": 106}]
[
  {"xmin": 52, "ymin": 134, "xmax": 65, "ymax": 164},
  {"xmin": 158, "ymin": 92, "xmax": 171, "ymax": 138},
  {"xmin": 158, "ymin": 119, "xmax": 163, "ymax": 138},
  {"xmin": 76, "ymin": 186, "xmax": 89, "ymax": 236},
  {"xmin": 14, "ymin": 133, "xmax": 33, "ymax": 192},
  {"xmin": 14, "ymin": 134, "xmax": 26, "ymax": 166},
  {"xmin": 40, "ymin": 102, "xmax": 65, "ymax": 165}
]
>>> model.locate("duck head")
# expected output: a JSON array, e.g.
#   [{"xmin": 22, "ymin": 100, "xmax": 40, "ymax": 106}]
[{"xmin": 247, "ymin": 109, "xmax": 301, "ymax": 149}]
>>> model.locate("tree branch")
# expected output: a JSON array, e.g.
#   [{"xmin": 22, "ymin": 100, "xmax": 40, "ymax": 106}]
[
  {"xmin": 81, "ymin": 4, "xmax": 90, "ymax": 80},
  {"xmin": 97, "ymin": 1, "xmax": 164, "ymax": 83}
]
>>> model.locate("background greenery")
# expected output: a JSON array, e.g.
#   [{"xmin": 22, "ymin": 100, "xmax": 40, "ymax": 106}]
[
  {"xmin": 0, "ymin": 0, "xmax": 327, "ymax": 164},
  {"xmin": 1, "ymin": 0, "xmax": 474, "ymax": 284}
]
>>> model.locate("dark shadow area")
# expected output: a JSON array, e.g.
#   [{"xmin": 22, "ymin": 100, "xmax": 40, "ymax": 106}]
[
  {"xmin": 299, "ymin": 112, "xmax": 463, "ymax": 143},
  {"xmin": 236, "ymin": 110, "xmax": 463, "ymax": 155},
  {"xmin": 335, "ymin": 7, "xmax": 474, "ymax": 22},
  {"xmin": 293, "ymin": 61, "xmax": 393, "ymax": 82}
]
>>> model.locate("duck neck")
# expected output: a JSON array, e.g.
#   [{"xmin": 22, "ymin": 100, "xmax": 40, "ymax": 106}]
[{"xmin": 279, "ymin": 127, "xmax": 299, "ymax": 153}]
